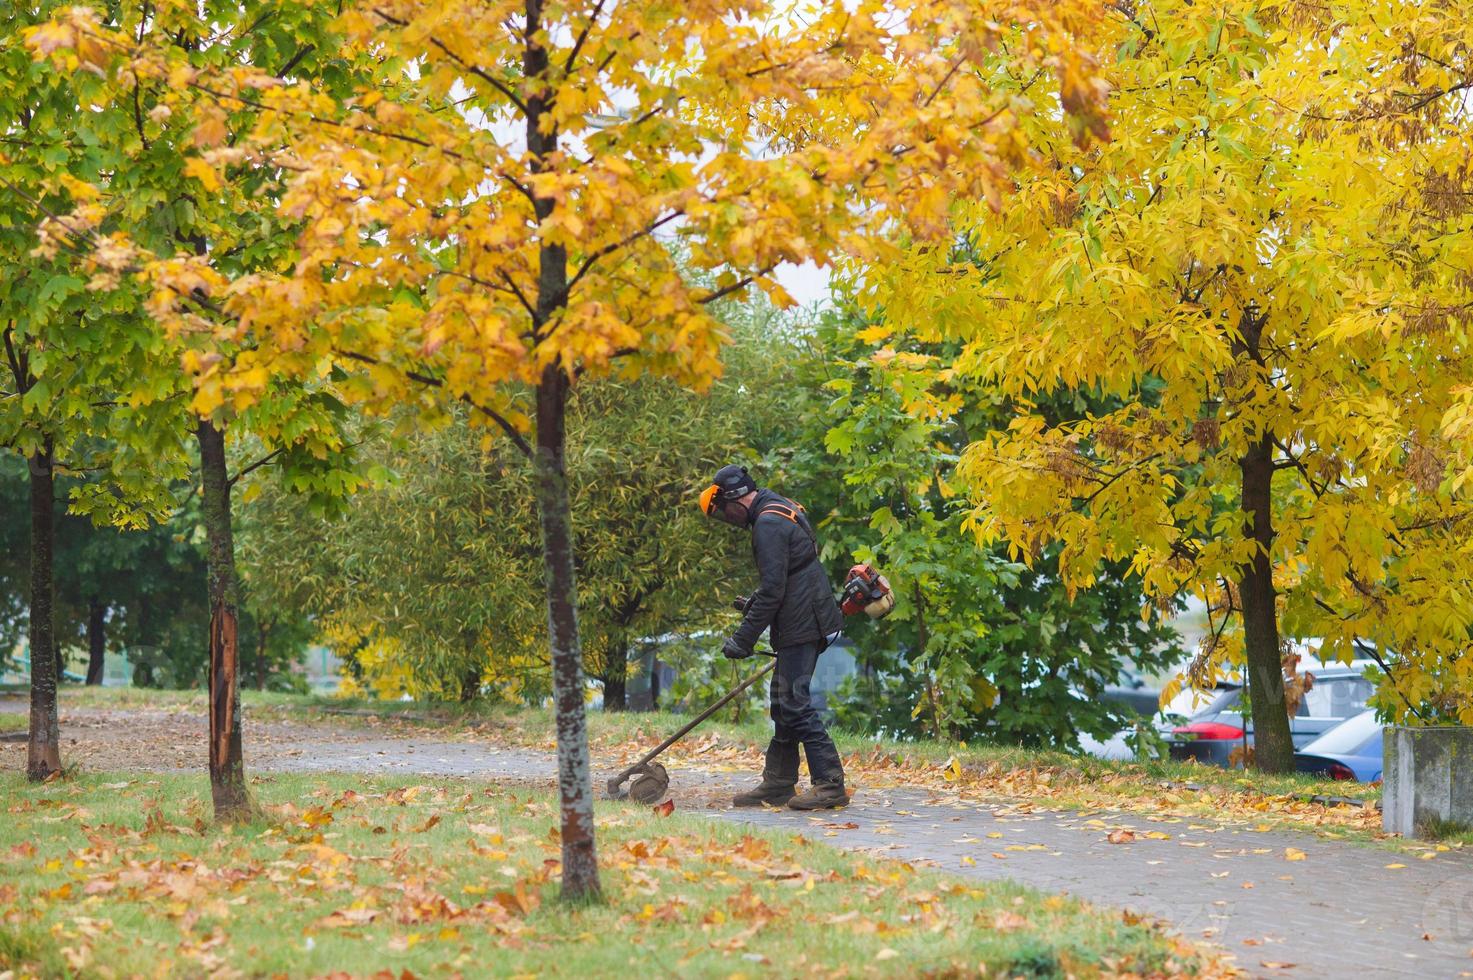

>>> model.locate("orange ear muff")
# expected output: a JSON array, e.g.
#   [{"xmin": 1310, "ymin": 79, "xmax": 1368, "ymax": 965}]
[{"xmin": 699, "ymin": 484, "xmax": 719, "ymax": 516}]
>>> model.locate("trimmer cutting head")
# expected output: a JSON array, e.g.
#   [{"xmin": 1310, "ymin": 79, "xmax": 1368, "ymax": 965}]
[{"xmin": 607, "ymin": 761, "xmax": 669, "ymax": 802}]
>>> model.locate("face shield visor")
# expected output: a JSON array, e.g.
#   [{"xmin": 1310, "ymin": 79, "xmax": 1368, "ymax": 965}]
[{"xmin": 700, "ymin": 484, "xmax": 750, "ymax": 526}]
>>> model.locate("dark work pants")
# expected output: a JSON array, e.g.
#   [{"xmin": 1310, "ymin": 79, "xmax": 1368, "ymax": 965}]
[{"xmin": 764, "ymin": 640, "xmax": 845, "ymax": 786}]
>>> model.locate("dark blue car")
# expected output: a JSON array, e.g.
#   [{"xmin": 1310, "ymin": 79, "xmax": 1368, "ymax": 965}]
[{"xmin": 1293, "ymin": 710, "xmax": 1383, "ymax": 783}]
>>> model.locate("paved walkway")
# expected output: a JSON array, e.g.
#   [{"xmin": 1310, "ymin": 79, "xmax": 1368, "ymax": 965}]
[
  {"xmin": 704, "ymin": 777, "xmax": 1473, "ymax": 979},
  {"xmin": 7, "ymin": 702, "xmax": 1471, "ymax": 978}
]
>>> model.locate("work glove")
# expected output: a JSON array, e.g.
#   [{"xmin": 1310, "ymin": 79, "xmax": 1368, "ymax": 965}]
[
  {"xmin": 731, "ymin": 594, "xmax": 753, "ymax": 614},
  {"xmin": 722, "ymin": 636, "xmax": 753, "ymax": 660}
]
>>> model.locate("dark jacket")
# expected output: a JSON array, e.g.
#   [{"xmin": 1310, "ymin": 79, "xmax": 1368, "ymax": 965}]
[{"xmin": 731, "ymin": 489, "xmax": 844, "ymax": 652}]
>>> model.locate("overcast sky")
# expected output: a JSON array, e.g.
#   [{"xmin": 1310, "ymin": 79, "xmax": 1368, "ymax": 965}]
[{"xmin": 775, "ymin": 260, "xmax": 833, "ymax": 307}]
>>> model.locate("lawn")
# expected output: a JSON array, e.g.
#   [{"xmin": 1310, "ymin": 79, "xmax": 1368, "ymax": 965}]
[{"xmin": 0, "ymin": 772, "xmax": 1226, "ymax": 978}]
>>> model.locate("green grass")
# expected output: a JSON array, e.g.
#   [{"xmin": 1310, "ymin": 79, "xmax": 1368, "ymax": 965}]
[{"xmin": 0, "ymin": 772, "xmax": 1220, "ymax": 978}]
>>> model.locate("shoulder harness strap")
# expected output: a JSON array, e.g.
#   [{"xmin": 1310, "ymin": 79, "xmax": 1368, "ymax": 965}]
[{"xmin": 755, "ymin": 500, "xmax": 819, "ymax": 565}]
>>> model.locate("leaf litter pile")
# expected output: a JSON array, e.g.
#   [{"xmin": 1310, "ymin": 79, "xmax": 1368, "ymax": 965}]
[{"xmin": 0, "ymin": 772, "xmax": 1234, "ymax": 978}]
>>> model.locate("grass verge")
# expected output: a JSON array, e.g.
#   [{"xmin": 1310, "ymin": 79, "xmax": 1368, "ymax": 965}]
[{"xmin": 0, "ymin": 772, "xmax": 1227, "ymax": 978}]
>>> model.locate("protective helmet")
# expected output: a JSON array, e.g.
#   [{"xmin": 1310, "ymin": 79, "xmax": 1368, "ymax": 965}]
[{"xmin": 700, "ymin": 464, "xmax": 758, "ymax": 521}]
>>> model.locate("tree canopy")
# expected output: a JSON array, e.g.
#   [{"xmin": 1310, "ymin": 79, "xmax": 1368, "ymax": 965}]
[{"xmin": 865, "ymin": 0, "xmax": 1473, "ymax": 767}]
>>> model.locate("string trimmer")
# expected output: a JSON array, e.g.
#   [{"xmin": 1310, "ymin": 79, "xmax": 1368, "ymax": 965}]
[{"xmin": 607, "ymin": 653, "xmax": 775, "ymax": 803}]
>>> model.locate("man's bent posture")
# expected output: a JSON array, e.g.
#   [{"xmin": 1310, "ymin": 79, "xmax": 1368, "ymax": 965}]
[{"xmin": 700, "ymin": 464, "xmax": 848, "ymax": 810}]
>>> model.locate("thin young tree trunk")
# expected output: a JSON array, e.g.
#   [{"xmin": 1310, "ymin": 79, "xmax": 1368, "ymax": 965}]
[
  {"xmin": 534, "ymin": 367, "xmax": 600, "ymax": 901},
  {"xmin": 85, "ymin": 596, "xmax": 106, "ymax": 686},
  {"xmin": 27, "ymin": 443, "xmax": 61, "ymax": 781},
  {"xmin": 649, "ymin": 653, "xmax": 661, "ymax": 711},
  {"xmin": 1238, "ymin": 431, "xmax": 1294, "ymax": 773},
  {"xmin": 526, "ymin": 0, "xmax": 599, "ymax": 903},
  {"xmin": 197, "ymin": 418, "xmax": 252, "ymax": 820},
  {"xmin": 913, "ymin": 582, "xmax": 942, "ymax": 741},
  {"xmin": 603, "ymin": 635, "xmax": 628, "ymax": 712},
  {"xmin": 456, "ymin": 630, "xmax": 480, "ymax": 698},
  {"xmin": 255, "ymin": 617, "xmax": 272, "ymax": 691}
]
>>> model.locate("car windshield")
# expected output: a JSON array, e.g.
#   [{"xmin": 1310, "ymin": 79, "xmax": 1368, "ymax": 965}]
[
  {"xmin": 1302, "ymin": 710, "xmax": 1381, "ymax": 755},
  {"xmin": 1190, "ymin": 687, "xmax": 1241, "ymax": 720},
  {"xmin": 1301, "ymin": 675, "xmax": 1374, "ymax": 719}
]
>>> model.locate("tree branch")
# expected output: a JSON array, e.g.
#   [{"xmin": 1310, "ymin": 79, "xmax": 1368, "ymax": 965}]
[
  {"xmin": 228, "ymin": 447, "xmax": 284, "ymax": 486},
  {"xmin": 335, "ymin": 349, "xmax": 533, "ymax": 458},
  {"xmin": 563, "ymin": 0, "xmax": 609, "ymax": 74},
  {"xmin": 275, "ymin": 44, "xmax": 315, "ymax": 79},
  {"xmin": 564, "ymin": 210, "xmax": 683, "ymax": 298},
  {"xmin": 695, "ymin": 265, "xmax": 776, "ymax": 305},
  {"xmin": 372, "ymin": 8, "xmax": 529, "ymax": 115}
]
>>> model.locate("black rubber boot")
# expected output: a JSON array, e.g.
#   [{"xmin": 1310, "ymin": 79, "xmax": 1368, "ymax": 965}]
[
  {"xmin": 732, "ymin": 773, "xmax": 797, "ymax": 808},
  {"xmin": 787, "ymin": 781, "xmax": 849, "ymax": 810}
]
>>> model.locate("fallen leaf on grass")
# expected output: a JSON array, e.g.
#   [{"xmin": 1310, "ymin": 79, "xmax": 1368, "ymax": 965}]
[
  {"xmin": 875, "ymin": 948, "xmax": 899, "ymax": 961},
  {"xmin": 653, "ymin": 799, "xmax": 674, "ymax": 817},
  {"xmin": 300, "ymin": 806, "xmax": 334, "ymax": 829},
  {"xmin": 319, "ymin": 907, "xmax": 380, "ymax": 927},
  {"xmin": 1107, "ymin": 829, "xmax": 1136, "ymax": 844},
  {"xmin": 991, "ymin": 911, "xmax": 1031, "ymax": 932}
]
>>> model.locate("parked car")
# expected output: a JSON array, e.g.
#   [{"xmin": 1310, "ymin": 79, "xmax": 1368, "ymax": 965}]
[
  {"xmin": 1293, "ymin": 709, "xmax": 1384, "ymax": 782},
  {"xmin": 1167, "ymin": 663, "xmax": 1378, "ymax": 767},
  {"xmin": 1078, "ymin": 680, "xmax": 1235, "ymax": 761},
  {"xmin": 1099, "ymin": 668, "xmax": 1162, "ymax": 717}
]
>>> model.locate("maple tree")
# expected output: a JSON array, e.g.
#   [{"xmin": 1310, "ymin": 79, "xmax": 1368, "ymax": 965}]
[
  {"xmin": 34, "ymin": 0, "xmax": 1109, "ymax": 893},
  {"xmin": 2, "ymin": 2, "xmax": 193, "ymax": 780},
  {"xmin": 23, "ymin": 1, "xmax": 370, "ymax": 815},
  {"xmin": 866, "ymin": 0, "xmax": 1473, "ymax": 769},
  {"xmin": 238, "ymin": 309, "xmax": 792, "ymax": 708}
]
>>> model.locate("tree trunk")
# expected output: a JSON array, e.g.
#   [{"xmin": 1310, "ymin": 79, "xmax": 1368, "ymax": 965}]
[
  {"xmin": 255, "ymin": 617, "xmax": 272, "ymax": 691},
  {"xmin": 198, "ymin": 418, "xmax": 252, "ymax": 820},
  {"xmin": 603, "ymin": 635, "xmax": 628, "ymax": 712},
  {"xmin": 649, "ymin": 653, "xmax": 661, "ymax": 711},
  {"xmin": 534, "ymin": 367, "xmax": 601, "ymax": 901},
  {"xmin": 27, "ymin": 444, "xmax": 61, "ymax": 781},
  {"xmin": 85, "ymin": 596, "xmax": 106, "ymax": 686},
  {"xmin": 1238, "ymin": 432, "xmax": 1294, "ymax": 773},
  {"xmin": 526, "ymin": 0, "xmax": 599, "ymax": 903}
]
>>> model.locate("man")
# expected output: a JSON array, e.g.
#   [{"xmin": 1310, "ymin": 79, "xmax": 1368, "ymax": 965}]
[{"xmin": 700, "ymin": 464, "xmax": 848, "ymax": 810}]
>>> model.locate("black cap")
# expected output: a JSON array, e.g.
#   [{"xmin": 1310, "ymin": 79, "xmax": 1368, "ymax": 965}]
[{"xmin": 711, "ymin": 464, "xmax": 757, "ymax": 501}]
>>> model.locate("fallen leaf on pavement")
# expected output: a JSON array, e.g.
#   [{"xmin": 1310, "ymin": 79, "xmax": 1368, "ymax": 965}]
[
  {"xmin": 1284, "ymin": 847, "xmax": 1306, "ymax": 861},
  {"xmin": 1107, "ymin": 829, "xmax": 1136, "ymax": 844}
]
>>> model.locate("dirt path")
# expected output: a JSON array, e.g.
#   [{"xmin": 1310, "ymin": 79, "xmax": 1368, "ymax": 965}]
[{"xmin": 5, "ymin": 700, "xmax": 1471, "ymax": 978}]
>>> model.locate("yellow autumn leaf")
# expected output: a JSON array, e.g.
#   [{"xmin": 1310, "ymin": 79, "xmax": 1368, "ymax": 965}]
[{"xmin": 182, "ymin": 157, "xmax": 221, "ymax": 192}]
